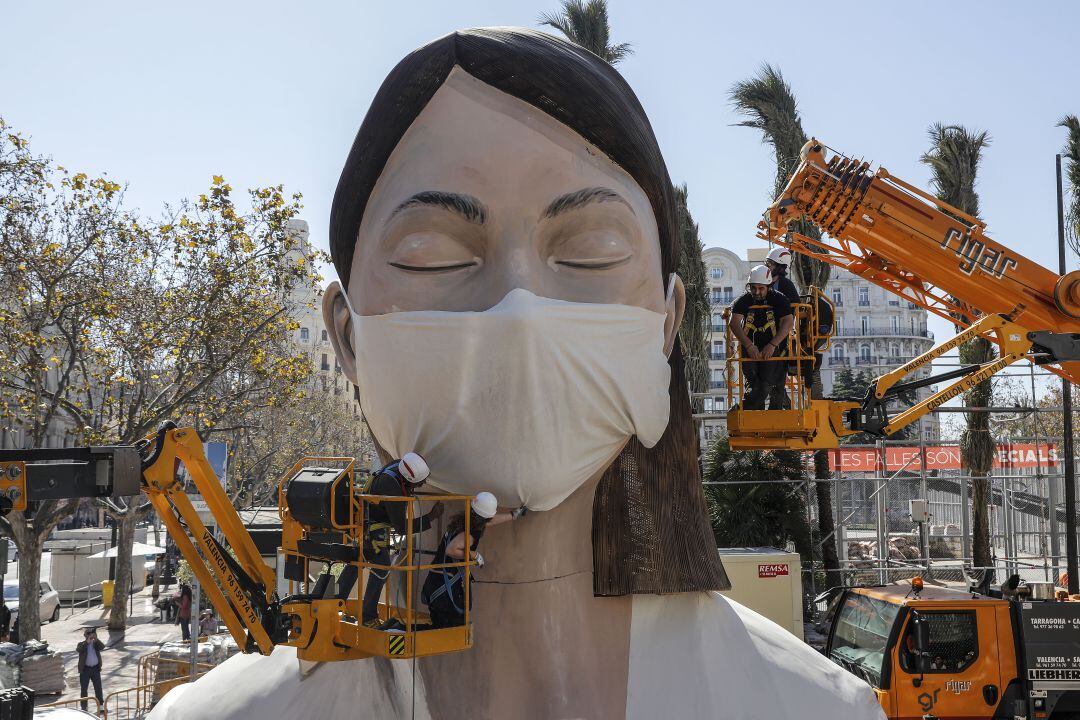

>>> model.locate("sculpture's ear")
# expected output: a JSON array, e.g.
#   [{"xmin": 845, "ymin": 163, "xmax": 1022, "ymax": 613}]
[
  {"xmin": 322, "ymin": 281, "xmax": 357, "ymax": 384},
  {"xmin": 663, "ymin": 274, "xmax": 686, "ymax": 358}
]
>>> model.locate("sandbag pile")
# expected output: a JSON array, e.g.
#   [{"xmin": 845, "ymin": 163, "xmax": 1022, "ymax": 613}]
[{"xmin": 0, "ymin": 640, "xmax": 65, "ymax": 695}]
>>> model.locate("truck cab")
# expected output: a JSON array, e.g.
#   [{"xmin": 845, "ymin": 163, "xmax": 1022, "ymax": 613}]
[{"xmin": 825, "ymin": 583, "xmax": 1020, "ymax": 719}]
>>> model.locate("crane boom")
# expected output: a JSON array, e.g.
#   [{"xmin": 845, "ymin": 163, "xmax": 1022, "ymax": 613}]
[
  {"xmin": 758, "ymin": 139, "xmax": 1080, "ymax": 385},
  {"xmin": 727, "ymin": 139, "xmax": 1080, "ymax": 449}
]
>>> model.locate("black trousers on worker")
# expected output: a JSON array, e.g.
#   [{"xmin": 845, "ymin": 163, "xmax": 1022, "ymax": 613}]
[
  {"xmin": 744, "ymin": 358, "xmax": 788, "ymax": 410},
  {"xmin": 80, "ymin": 665, "xmax": 103, "ymax": 711},
  {"xmin": 361, "ymin": 547, "xmax": 391, "ymax": 623}
]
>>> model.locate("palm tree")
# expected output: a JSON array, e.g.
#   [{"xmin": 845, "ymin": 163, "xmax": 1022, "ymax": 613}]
[
  {"xmin": 702, "ymin": 438, "xmax": 810, "ymax": 555},
  {"xmin": 538, "ymin": 0, "xmax": 633, "ymax": 65},
  {"xmin": 730, "ymin": 64, "xmax": 840, "ymax": 588},
  {"xmin": 675, "ymin": 184, "xmax": 711, "ymax": 394},
  {"xmin": 730, "ymin": 64, "xmax": 830, "ymax": 291},
  {"xmin": 1059, "ymin": 115, "xmax": 1080, "ymax": 258},
  {"xmin": 920, "ymin": 123, "xmax": 994, "ymax": 577}
]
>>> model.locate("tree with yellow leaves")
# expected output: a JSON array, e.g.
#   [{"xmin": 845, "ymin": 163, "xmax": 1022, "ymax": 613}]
[{"xmin": 0, "ymin": 118, "xmax": 323, "ymax": 635}]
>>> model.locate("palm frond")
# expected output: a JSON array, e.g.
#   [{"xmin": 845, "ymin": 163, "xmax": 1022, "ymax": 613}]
[
  {"xmin": 1059, "ymin": 115, "xmax": 1080, "ymax": 256},
  {"xmin": 729, "ymin": 63, "xmax": 829, "ymax": 290},
  {"xmin": 537, "ymin": 0, "xmax": 632, "ymax": 65}
]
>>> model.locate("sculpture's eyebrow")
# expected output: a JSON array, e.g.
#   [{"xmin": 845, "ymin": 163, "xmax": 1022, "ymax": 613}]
[
  {"xmin": 542, "ymin": 187, "xmax": 634, "ymax": 219},
  {"xmin": 389, "ymin": 191, "xmax": 487, "ymax": 225}
]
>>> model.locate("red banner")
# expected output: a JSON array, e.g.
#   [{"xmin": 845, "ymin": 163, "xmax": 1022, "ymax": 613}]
[{"xmin": 828, "ymin": 443, "xmax": 1058, "ymax": 472}]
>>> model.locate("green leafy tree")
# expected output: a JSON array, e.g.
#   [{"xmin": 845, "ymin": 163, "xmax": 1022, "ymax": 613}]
[
  {"xmin": 1059, "ymin": 115, "xmax": 1080, "ymax": 259},
  {"xmin": 920, "ymin": 123, "xmax": 994, "ymax": 574},
  {"xmin": 675, "ymin": 184, "xmax": 710, "ymax": 394},
  {"xmin": 702, "ymin": 437, "xmax": 810, "ymax": 556},
  {"xmin": 538, "ymin": 0, "xmax": 632, "ymax": 65},
  {"xmin": 730, "ymin": 64, "xmax": 840, "ymax": 585}
]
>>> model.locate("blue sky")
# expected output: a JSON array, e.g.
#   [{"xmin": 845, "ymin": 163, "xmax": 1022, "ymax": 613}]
[{"xmin": 3, "ymin": 0, "xmax": 1077, "ymax": 412}]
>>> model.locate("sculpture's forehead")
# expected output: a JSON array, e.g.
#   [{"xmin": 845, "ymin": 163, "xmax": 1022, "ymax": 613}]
[{"xmin": 355, "ymin": 66, "xmax": 656, "ymax": 239}]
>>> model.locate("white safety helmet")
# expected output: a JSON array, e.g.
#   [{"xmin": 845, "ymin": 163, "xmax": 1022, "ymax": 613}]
[
  {"xmin": 747, "ymin": 265, "xmax": 772, "ymax": 286},
  {"xmin": 398, "ymin": 452, "xmax": 430, "ymax": 484},
  {"xmin": 471, "ymin": 492, "xmax": 498, "ymax": 519},
  {"xmin": 766, "ymin": 247, "xmax": 792, "ymax": 267}
]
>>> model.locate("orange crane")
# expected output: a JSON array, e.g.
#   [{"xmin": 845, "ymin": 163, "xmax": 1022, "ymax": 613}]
[
  {"xmin": 726, "ymin": 139, "xmax": 1080, "ymax": 450},
  {"xmin": 0, "ymin": 422, "xmax": 477, "ymax": 662}
]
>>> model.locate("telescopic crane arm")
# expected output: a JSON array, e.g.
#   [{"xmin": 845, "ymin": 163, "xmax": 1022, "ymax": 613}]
[
  {"xmin": 0, "ymin": 421, "xmax": 477, "ymax": 662},
  {"xmin": 754, "ymin": 139, "xmax": 1080, "ymax": 440}
]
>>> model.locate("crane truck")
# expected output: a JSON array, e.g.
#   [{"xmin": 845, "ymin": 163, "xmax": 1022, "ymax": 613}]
[{"xmin": 729, "ymin": 139, "xmax": 1080, "ymax": 720}]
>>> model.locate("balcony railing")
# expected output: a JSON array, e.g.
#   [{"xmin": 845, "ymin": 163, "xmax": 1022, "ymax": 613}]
[
  {"xmin": 855, "ymin": 355, "xmax": 877, "ymax": 365},
  {"xmin": 709, "ymin": 381, "xmax": 725, "ymax": 389},
  {"xmin": 830, "ymin": 356, "xmax": 850, "ymax": 366},
  {"xmin": 858, "ymin": 300, "xmax": 871, "ymax": 306},
  {"xmin": 711, "ymin": 324, "xmax": 725, "ymax": 332},
  {"xmin": 834, "ymin": 327, "xmax": 933, "ymax": 339},
  {"xmin": 710, "ymin": 352, "xmax": 726, "ymax": 360}
]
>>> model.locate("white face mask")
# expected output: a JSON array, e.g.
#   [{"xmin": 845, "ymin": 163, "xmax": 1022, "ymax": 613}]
[{"xmin": 340, "ymin": 286, "xmax": 672, "ymax": 511}]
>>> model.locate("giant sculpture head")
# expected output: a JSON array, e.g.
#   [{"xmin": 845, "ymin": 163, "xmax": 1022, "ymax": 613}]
[{"xmin": 325, "ymin": 28, "xmax": 727, "ymax": 595}]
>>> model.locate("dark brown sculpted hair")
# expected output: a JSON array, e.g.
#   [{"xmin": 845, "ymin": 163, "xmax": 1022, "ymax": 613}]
[{"xmin": 329, "ymin": 27, "xmax": 728, "ymax": 595}]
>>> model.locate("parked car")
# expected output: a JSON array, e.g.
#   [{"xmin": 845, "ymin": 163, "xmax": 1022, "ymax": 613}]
[{"xmin": 4, "ymin": 581, "xmax": 61, "ymax": 634}]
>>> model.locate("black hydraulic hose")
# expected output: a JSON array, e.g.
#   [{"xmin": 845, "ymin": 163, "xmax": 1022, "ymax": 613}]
[{"xmin": 140, "ymin": 420, "xmax": 178, "ymax": 470}]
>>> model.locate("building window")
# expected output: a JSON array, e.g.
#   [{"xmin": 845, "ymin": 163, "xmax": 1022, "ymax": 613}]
[
  {"xmin": 300, "ymin": 327, "xmax": 309, "ymax": 342},
  {"xmin": 321, "ymin": 329, "xmax": 328, "ymax": 342},
  {"xmin": 891, "ymin": 316, "xmax": 899, "ymax": 334},
  {"xmin": 859, "ymin": 345, "xmax": 871, "ymax": 363},
  {"xmin": 832, "ymin": 288, "xmax": 843, "ymax": 306},
  {"xmin": 711, "ymin": 289, "xmax": 724, "ymax": 304},
  {"xmin": 861, "ymin": 316, "xmax": 870, "ymax": 334},
  {"xmin": 890, "ymin": 344, "xmax": 900, "ymax": 360},
  {"xmin": 910, "ymin": 317, "xmax": 916, "ymax": 334},
  {"xmin": 711, "ymin": 368, "xmax": 723, "ymax": 388},
  {"xmin": 858, "ymin": 287, "xmax": 870, "ymax": 306},
  {"xmin": 710, "ymin": 267, "xmax": 723, "ymax": 280},
  {"xmin": 888, "ymin": 297, "xmax": 900, "ymax": 306},
  {"xmin": 712, "ymin": 314, "xmax": 725, "ymax": 332},
  {"xmin": 321, "ymin": 353, "xmax": 329, "ymax": 371},
  {"xmin": 712, "ymin": 340, "xmax": 724, "ymax": 360},
  {"xmin": 723, "ymin": 287, "xmax": 734, "ymax": 304}
]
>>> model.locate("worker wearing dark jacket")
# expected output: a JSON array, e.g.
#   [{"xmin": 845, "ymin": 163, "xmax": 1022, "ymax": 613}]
[
  {"xmin": 77, "ymin": 627, "xmax": 105, "ymax": 712},
  {"xmin": 766, "ymin": 247, "xmax": 800, "ymax": 303},
  {"xmin": 421, "ymin": 493, "xmax": 519, "ymax": 629},
  {"xmin": 341, "ymin": 453, "xmax": 442, "ymax": 626}
]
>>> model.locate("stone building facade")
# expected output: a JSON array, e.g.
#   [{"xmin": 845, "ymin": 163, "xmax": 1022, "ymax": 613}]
[{"xmin": 699, "ymin": 246, "xmax": 939, "ymax": 444}]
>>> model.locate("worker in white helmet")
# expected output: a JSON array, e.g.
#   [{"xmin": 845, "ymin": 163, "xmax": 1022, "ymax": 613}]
[
  {"xmin": 730, "ymin": 265, "xmax": 795, "ymax": 410},
  {"xmin": 420, "ymin": 492, "xmax": 524, "ymax": 630},
  {"xmin": 336, "ymin": 452, "xmax": 444, "ymax": 627},
  {"xmin": 765, "ymin": 247, "xmax": 800, "ymax": 303}
]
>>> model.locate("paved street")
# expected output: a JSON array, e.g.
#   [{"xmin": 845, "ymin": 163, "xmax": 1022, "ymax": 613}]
[{"xmin": 36, "ymin": 585, "xmax": 185, "ymax": 710}]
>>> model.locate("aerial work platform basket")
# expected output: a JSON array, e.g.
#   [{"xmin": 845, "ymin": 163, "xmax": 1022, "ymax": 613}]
[
  {"xmin": 724, "ymin": 287, "xmax": 855, "ymax": 450},
  {"xmin": 278, "ymin": 458, "xmax": 476, "ymax": 662}
]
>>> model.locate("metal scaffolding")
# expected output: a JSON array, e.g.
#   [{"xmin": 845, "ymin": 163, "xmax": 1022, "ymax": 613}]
[{"xmin": 701, "ymin": 358, "xmax": 1079, "ymax": 598}]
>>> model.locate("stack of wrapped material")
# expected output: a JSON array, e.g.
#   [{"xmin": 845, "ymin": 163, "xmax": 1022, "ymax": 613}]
[
  {"xmin": 19, "ymin": 640, "xmax": 65, "ymax": 695},
  {"xmin": 0, "ymin": 642, "xmax": 21, "ymax": 688},
  {"xmin": 152, "ymin": 639, "xmax": 217, "ymax": 703},
  {"xmin": 0, "ymin": 640, "xmax": 65, "ymax": 695}
]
